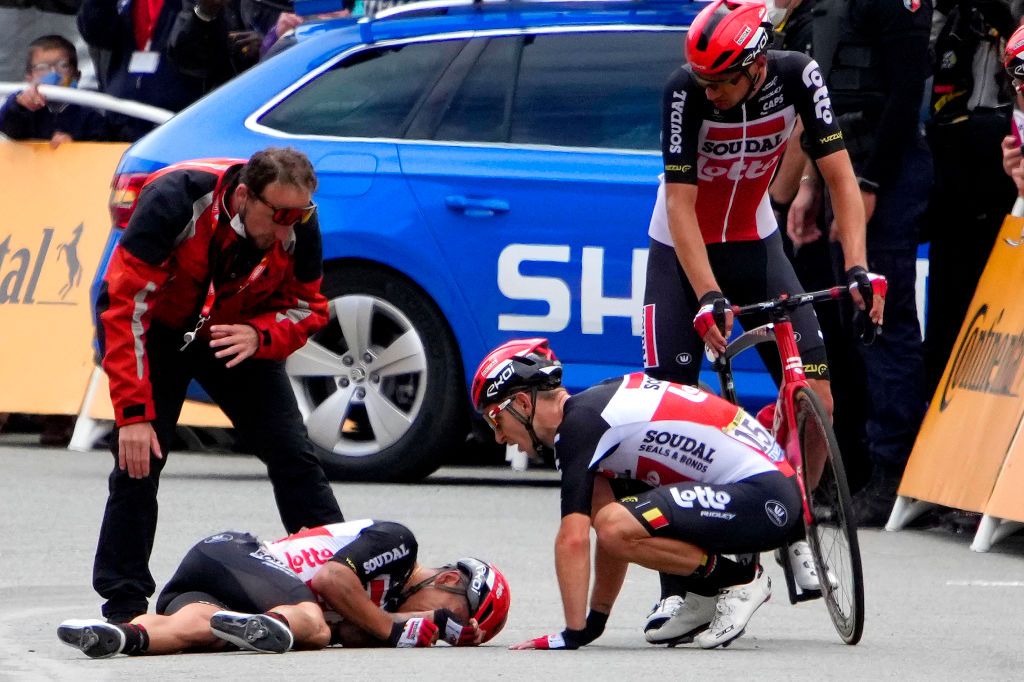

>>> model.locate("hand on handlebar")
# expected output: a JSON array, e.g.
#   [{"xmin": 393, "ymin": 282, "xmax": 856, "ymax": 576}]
[
  {"xmin": 845, "ymin": 266, "xmax": 886, "ymax": 342},
  {"xmin": 693, "ymin": 291, "xmax": 733, "ymax": 356}
]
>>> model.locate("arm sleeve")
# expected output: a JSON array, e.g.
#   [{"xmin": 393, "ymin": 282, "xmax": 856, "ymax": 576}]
[
  {"xmin": 860, "ymin": 1, "xmax": 931, "ymax": 188},
  {"xmin": 557, "ymin": 405, "xmax": 612, "ymax": 518},
  {"xmin": 790, "ymin": 54, "xmax": 847, "ymax": 159},
  {"xmin": 77, "ymin": 0, "xmax": 121, "ymax": 50},
  {"xmin": 97, "ymin": 173, "xmax": 197, "ymax": 425},
  {"xmin": 167, "ymin": 0, "xmax": 232, "ymax": 79},
  {"xmin": 247, "ymin": 216, "xmax": 330, "ymax": 360},
  {"xmin": 0, "ymin": 94, "xmax": 36, "ymax": 140},
  {"xmin": 330, "ymin": 521, "xmax": 418, "ymax": 585},
  {"xmin": 661, "ymin": 68, "xmax": 702, "ymax": 185}
]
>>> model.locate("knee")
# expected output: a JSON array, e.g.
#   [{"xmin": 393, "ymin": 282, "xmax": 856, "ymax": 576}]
[{"xmin": 594, "ymin": 507, "xmax": 639, "ymax": 560}]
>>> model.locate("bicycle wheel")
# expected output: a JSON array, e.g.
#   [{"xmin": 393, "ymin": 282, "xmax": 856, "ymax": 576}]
[{"xmin": 793, "ymin": 386, "xmax": 865, "ymax": 645}]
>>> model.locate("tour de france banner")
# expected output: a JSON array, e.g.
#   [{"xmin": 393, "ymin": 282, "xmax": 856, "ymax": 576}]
[
  {"xmin": 900, "ymin": 215, "xmax": 1024, "ymax": 516},
  {"xmin": 0, "ymin": 142, "xmax": 128, "ymax": 414}
]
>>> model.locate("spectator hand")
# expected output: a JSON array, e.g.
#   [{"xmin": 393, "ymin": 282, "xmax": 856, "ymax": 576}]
[
  {"xmin": 275, "ymin": 12, "xmax": 304, "ymax": 37},
  {"xmin": 15, "ymin": 83, "xmax": 46, "ymax": 112},
  {"xmin": 1011, "ymin": 159, "xmax": 1024, "ymax": 199},
  {"xmin": 786, "ymin": 180, "xmax": 822, "ymax": 248},
  {"xmin": 209, "ymin": 324, "xmax": 259, "ymax": 367},
  {"xmin": 118, "ymin": 421, "xmax": 163, "ymax": 479},
  {"xmin": 1001, "ymin": 135, "xmax": 1022, "ymax": 179},
  {"xmin": 229, "ymin": 31, "xmax": 263, "ymax": 58},
  {"xmin": 49, "ymin": 132, "xmax": 73, "ymax": 148}
]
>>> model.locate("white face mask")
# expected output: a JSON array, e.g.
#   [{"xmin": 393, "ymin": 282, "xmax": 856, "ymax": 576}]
[
  {"xmin": 229, "ymin": 209, "xmax": 246, "ymax": 236},
  {"xmin": 764, "ymin": 0, "xmax": 790, "ymax": 27}
]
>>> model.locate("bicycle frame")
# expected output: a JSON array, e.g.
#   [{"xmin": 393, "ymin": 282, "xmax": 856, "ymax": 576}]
[{"xmin": 713, "ymin": 287, "xmax": 848, "ymax": 526}]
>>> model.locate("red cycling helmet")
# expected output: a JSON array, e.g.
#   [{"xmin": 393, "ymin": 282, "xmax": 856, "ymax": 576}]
[
  {"xmin": 470, "ymin": 338, "xmax": 562, "ymax": 412},
  {"xmin": 686, "ymin": 0, "xmax": 773, "ymax": 77},
  {"xmin": 454, "ymin": 557, "xmax": 511, "ymax": 643},
  {"xmin": 1004, "ymin": 24, "xmax": 1024, "ymax": 90}
]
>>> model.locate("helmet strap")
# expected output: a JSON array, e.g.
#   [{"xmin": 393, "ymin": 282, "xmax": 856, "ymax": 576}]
[{"xmin": 505, "ymin": 388, "xmax": 550, "ymax": 459}]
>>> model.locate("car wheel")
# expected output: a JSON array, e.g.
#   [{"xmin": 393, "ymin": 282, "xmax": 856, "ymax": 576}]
[{"xmin": 286, "ymin": 264, "xmax": 467, "ymax": 481}]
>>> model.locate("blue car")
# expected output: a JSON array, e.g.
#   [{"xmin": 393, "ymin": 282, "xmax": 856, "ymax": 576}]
[{"xmin": 97, "ymin": 0, "xmax": 779, "ymax": 480}]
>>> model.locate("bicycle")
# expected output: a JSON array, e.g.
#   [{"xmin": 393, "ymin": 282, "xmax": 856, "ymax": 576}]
[{"xmin": 710, "ymin": 287, "xmax": 865, "ymax": 645}]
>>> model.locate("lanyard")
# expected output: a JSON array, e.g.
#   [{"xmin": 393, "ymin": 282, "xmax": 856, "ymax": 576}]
[{"xmin": 180, "ymin": 252, "xmax": 270, "ymax": 351}]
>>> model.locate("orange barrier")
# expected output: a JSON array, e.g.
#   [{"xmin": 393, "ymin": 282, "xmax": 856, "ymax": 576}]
[
  {"xmin": 0, "ymin": 142, "xmax": 229, "ymax": 429},
  {"xmin": 890, "ymin": 215, "xmax": 1024, "ymax": 548}
]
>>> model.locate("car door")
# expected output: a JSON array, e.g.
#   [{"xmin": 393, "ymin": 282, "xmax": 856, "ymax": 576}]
[{"xmin": 399, "ymin": 28, "xmax": 686, "ymax": 387}]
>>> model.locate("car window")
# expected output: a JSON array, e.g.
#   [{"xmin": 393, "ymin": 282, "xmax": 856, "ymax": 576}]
[
  {"xmin": 259, "ymin": 40, "xmax": 464, "ymax": 138},
  {"xmin": 432, "ymin": 31, "xmax": 684, "ymax": 149}
]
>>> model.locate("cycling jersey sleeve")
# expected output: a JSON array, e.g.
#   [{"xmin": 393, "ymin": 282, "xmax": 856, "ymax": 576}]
[
  {"xmin": 661, "ymin": 67, "xmax": 702, "ymax": 185},
  {"xmin": 556, "ymin": 403, "xmax": 612, "ymax": 517},
  {"xmin": 330, "ymin": 521, "xmax": 418, "ymax": 587},
  {"xmin": 787, "ymin": 52, "xmax": 847, "ymax": 160}
]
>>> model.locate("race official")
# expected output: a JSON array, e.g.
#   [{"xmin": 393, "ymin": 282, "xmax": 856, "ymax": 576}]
[
  {"xmin": 93, "ymin": 147, "xmax": 344, "ymax": 623},
  {"xmin": 60, "ymin": 519, "xmax": 510, "ymax": 657},
  {"xmin": 471, "ymin": 339, "xmax": 803, "ymax": 651}
]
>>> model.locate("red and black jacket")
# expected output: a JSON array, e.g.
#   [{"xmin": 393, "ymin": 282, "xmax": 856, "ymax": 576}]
[{"xmin": 96, "ymin": 158, "xmax": 329, "ymax": 426}]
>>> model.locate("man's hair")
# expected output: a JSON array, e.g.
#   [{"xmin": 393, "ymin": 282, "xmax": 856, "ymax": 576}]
[
  {"xmin": 240, "ymin": 147, "xmax": 318, "ymax": 196},
  {"xmin": 25, "ymin": 35, "xmax": 78, "ymax": 75}
]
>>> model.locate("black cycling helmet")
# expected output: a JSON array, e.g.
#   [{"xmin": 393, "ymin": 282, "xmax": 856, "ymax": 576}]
[{"xmin": 470, "ymin": 338, "xmax": 562, "ymax": 413}]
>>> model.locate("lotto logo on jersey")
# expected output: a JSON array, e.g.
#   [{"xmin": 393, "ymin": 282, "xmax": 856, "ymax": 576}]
[
  {"xmin": 801, "ymin": 60, "xmax": 833, "ymax": 125},
  {"xmin": 670, "ymin": 485, "xmax": 732, "ymax": 511}
]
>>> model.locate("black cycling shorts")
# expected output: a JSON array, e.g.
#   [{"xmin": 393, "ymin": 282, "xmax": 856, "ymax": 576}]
[
  {"xmin": 618, "ymin": 471, "xmax": 801, "ymax": 554},
  {"xmin": 642, "ymin": 232, "xmax": 829, "ymax": 385},
  {"xmin": 156, "ymin": 531, "xmax": 315, "ymax": 615}
]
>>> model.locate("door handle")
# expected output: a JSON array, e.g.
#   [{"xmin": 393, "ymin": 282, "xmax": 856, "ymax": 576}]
[{"xmin": 444, "ymin": 195, "xmax": 510, "ymax": 217}]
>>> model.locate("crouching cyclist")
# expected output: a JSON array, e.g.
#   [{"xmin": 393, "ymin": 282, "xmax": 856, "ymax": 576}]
[
  {"xmin": 472, "ymin": 339, "xmax": 800, "ymax": 650},
  {"xmin": 58, "ymin": 519, "xmax": 510, "ymax": 657}
]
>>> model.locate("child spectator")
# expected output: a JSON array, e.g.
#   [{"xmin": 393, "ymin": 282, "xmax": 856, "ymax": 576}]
[{"xmin": 0, "ymin": 34, "xmax": 109, "ymax": 145}]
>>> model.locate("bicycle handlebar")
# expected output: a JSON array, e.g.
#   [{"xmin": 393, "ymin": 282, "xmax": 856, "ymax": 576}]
[{"xmin": 728, "ymin": 286, "xmax": 848, "ymax": 318}]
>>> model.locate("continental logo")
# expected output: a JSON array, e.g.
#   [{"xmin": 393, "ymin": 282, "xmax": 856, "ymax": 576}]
[
  {"xmin": 0, "ymin": 224, "xmax": 85, "ymax": 305},
  {"xmin": 819, "ymin": 132, "xmax": 843, "ymax": 144},
  {"xmin": 665, "ymin": 164, "xmax": 692, "ymax": 173},
  {"xmin": 940, "ymin": 304, "xmax": 1024, "ymax": 410}
]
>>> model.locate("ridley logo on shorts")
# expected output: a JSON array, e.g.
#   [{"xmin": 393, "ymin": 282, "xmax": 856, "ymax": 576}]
[
  {"xmin": 765, "ymin": 500, "xmax": 789, "ymax": 527},
  {"xmin": 670, "ymin": 486, "xmax": 731, "ymax": 511},
  {"xmin": 363, "ymin": 544, "xmax": 410, "ymax": 573}
]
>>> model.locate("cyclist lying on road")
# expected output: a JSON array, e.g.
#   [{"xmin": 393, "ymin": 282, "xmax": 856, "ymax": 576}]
[
  {"xmin": 472, "ymin": 339, "xmax": 802, "ymax": 650},
  {"xmin": 58, "ymin": 519, "xmax": 510, "ymax": 657}
]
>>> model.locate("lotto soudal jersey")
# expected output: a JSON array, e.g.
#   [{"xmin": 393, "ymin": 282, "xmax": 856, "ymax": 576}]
[
  {"xmin": 556, "ymin": 373, "xmax": 793, "ymax": 517},
  {"xmin": 652, "ymin": 50, "xmax": 846, "ymax": 245},
  {"xmin": 264, "ymin": 519, "xmax": 417, "ymax": 610}
]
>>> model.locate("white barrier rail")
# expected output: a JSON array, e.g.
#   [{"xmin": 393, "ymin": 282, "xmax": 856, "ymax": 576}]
[{"xmin": 0, "ymin": 83, "xmax": 173, "ymax": 125}]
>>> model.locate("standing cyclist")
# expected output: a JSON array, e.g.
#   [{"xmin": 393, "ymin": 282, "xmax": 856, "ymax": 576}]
[
  {"xmin": 473, "ymin": 339, "xmax": 801, "ymax": 650},
  {"xmin": 641, "ymin": 0, "xmax": 885, "ymax": 638}
]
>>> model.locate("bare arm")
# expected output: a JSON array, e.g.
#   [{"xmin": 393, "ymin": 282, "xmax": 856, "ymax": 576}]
[
  {"xmin": 589, "ymin": 477, "xmax": 627, "ymax": 614},
  {"xmin": 555, "ymin": 513, "xmax": 593, "ymax": 631},
  {"xmin": 815, "ymin": 149, "xmax": 867, "ymax": 272},
  {"xmin": 311, "ymin": 561, "xmax": 398, "ymax": 643},
  {"xmin": 769, "ymin": 118, "xmax": 807, "ymax": 206}
]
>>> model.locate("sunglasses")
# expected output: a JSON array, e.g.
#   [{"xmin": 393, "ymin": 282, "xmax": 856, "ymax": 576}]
[
  {"xmin": 693, "ymin": 71, "xmax": 745, "ymax": 90},
  {"xmin": 251, "ymin": 190, "xmax": 316, "ymax": 225},
  {"xmin": 483, "ymin": 396, "xmax": 516, "ymax": 431}
]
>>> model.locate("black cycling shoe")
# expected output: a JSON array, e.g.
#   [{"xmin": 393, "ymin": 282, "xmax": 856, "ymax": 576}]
[
  {"xmin": 210, "ymin": 611, "xmax": 293, "ymax": 653},
  {"xmin": 57, "ymin": 620, "xmax": 126, "ymax": 658}
]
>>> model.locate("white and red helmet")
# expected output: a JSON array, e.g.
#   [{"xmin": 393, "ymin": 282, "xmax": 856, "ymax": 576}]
[
  {"xmin": 1005, "ymin": 24, "xmax": 1024, "ymax": 91},
  {"xmin": 470, "ymin": 338, "xmax": 562, "ymax": 412},
  {"xmin": 453, "ymin": 558, "xmax": 511, "ymax": 643},
  {"xmin": 686, "ymin": 0, "xmax": 773, "ymax": 77}
]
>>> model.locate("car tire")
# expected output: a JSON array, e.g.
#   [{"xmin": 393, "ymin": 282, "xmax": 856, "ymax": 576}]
[{"xmin": 286, "ymin": 263, "xmax": 467, "ymax": 481}]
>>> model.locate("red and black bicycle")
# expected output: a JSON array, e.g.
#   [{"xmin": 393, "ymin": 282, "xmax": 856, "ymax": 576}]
[{"xmin": 712, "ymin": 287, "xmax": 865, "ymax": 645}]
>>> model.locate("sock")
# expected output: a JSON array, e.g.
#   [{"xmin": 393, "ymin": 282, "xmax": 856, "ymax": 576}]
[
  {"xmin": 265, "ymin": 611, "xmax": 290, "ymax": 629},
  {"xmin": 121, "ymin": 623, "xmax": 149, "ymax": 656},
  {"xmin": 692, "ymin": 555, "xmax": 756, "ymax": 592},
  {"xmin": 659, "ymin": 572, "xmax": 690, "ymax": 600}
]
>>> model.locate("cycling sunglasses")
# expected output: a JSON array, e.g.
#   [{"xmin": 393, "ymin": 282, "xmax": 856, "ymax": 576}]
[
  {"xmin": 483, "ymin": 396, "xmax": 516, "ymax": 431},
  {"xmin": 693, "ymin": 71, "xmax": 745, "ymax": 90},
  {"xmin": 252, "ymin": 190, "xmax": 317, "ymax": 225}
]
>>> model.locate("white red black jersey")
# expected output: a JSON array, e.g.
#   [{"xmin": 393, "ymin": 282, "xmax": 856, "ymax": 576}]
[
  {"xmin": 264, "ymin": 519, "xmax": 417, "ymax": 610},
  {"xmin": 555, "ymin": 373, "xmax": 792, "ymax": 517},
  {"xmin": 651, "ymin": 50, "xmax": 846, "ymax": 245}
]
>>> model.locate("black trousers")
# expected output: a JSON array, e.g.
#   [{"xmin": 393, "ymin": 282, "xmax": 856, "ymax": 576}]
[{"xmin": 92, "ymin": 324, "xmax": 344, "ymax": 619}]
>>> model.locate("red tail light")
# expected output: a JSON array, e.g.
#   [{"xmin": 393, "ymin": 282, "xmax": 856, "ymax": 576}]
[{"xmin": 109, "ymin": 173, "xmax": 148, "ymax": 229}]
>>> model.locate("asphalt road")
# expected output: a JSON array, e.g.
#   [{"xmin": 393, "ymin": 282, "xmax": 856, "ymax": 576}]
[{"xmin": 1, "ymin": 440, "xmax": 1023, "ymax": 681}]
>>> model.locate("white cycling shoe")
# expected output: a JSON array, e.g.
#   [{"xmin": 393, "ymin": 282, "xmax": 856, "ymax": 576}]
[
  {"xmin": 776, "ymin": 540, "xmax": 838, "ymax": 592},
  {"xmin": 694, "ymin": 566, "xmax": 771, "ymax": 650},
  {"xmin": 643, "ymin": 593, "xmax": 716, "ymax": 645}
]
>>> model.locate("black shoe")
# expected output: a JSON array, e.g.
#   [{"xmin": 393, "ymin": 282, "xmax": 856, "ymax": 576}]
[
  {"xmin": 57, "ymin": 620, "xmax": 126, "ymax": 658},
  {"xmin": 209, "ymin": 611, "xmax": 293, "ymax": 653}
]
